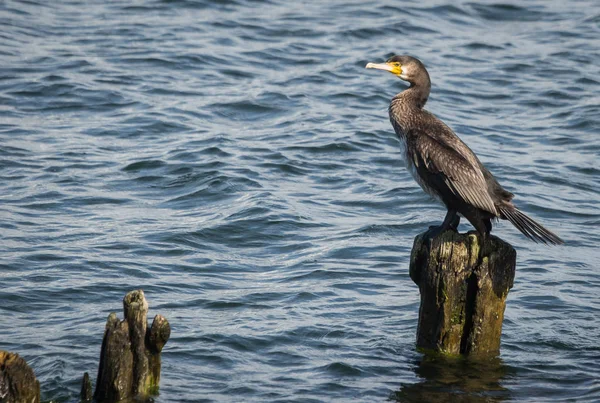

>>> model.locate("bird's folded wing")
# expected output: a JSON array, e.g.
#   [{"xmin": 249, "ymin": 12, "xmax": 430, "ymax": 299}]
[{"xmin": 412, "ymin": 132, "xmax": 498, "ymax": 215}]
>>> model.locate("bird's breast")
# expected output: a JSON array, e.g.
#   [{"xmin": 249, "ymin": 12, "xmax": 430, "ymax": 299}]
[{"xmin": 398, "ymin": 135, "xmax": 442, "ymax": 203}]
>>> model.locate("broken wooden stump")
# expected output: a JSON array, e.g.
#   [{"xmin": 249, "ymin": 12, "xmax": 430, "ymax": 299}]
[
  {"xmin": 0, "ymin": 351, "xmax": 40, "ymax": 403},
  {"xmin": 92, "ymin": 289, "xmax": 170, "ymax": 402},
  {"xmin": 409, "ymin": 230, "xmax": 516, "ymax": 357},
  {"xmin": 81, "ymin": 371, "xmax": 92, "ymax": 402}
]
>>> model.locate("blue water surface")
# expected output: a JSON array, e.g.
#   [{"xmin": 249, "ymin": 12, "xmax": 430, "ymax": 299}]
[{"xmin": 1, "ymin": 0, "xmax": 599, "ymax": 401}]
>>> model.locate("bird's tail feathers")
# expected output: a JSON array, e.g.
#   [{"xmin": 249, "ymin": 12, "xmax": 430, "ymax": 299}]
[{"xmin": 498, "ymin": 205, "xmax": 564, "ymax": 245}]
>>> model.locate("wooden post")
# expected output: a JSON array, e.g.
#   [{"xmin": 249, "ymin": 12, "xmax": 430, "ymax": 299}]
[
  {"xmin": 0, "ymin": 351, "xmax": 40, "ymax": 403},
  {"xmin": 409, "ymin": 230, "xmax": 516, "ymax": 356},
  {"xmin": 93, "ymin": 290, "xmax": 170, "ymax": 401},
  {"xmin": 81, "ymin": 372, "xmax": 92, "ymax": 402}
]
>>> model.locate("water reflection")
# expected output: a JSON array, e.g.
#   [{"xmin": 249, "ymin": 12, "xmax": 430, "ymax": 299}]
[{"xmin": 392, "ymin": 353, "xmax": 513, "ymax": 402}]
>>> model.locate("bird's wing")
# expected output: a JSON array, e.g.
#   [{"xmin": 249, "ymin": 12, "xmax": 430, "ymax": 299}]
[{"xmin": 410, "ymin": 130, "xmax": 498, "ymax": 215}]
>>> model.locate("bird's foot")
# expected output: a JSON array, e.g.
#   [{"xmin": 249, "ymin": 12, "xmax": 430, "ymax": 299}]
[
  {"xmin": 426, "ymin": 222, "xmax": 458, "ymax": 238},
  {"xmin": 426, "ymin": 225, "xmax": 443, "ymax": 238},
  {"xmin": 424, "ymin": 225, "xmax": 451, "ymax": 241},
  {"xmin": 424, "ymin": 222, "xmax": 460, "ymax": 249}
]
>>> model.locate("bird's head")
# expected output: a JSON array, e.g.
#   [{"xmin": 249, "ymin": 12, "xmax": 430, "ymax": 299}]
[{"xmin": 366, "ymin": 55, "xmax": 427, "ymax": 84}]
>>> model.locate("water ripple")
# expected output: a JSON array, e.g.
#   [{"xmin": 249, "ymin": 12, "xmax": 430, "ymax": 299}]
[{"xmin": 0, "ymin": 0, "xmax": 598, "ymax": 402}]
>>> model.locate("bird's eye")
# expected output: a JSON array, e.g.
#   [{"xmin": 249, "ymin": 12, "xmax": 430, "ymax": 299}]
[{"xmin": 395, "ymin": 62, "xmax": 401, "ymax": 67}]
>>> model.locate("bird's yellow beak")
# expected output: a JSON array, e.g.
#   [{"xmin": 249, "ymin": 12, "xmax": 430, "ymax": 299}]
[{"xmin": 366, "ymin": 62, "xmax": 402, "ymax": 76}]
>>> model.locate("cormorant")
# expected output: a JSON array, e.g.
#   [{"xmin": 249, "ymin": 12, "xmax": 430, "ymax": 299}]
[{"xmin": 366, "ymin": 55, "xmax": 563, "ymax": 245}]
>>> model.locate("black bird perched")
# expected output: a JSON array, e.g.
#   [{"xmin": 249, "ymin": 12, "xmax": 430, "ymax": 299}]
[{"xmin": 366, "ymin": 55, "xmax": 563, "ymax": 245}]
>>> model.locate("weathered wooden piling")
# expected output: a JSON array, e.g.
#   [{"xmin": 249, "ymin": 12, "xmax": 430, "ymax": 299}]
[
  {"xmin": 0, "ymin": 351, "xmax": 40, "ymax": 403},
  {"xmin": 409, "ymin": 230, "xmax": 516, "ymax": 356},
  {"xmin": 93, "ymin": 289, "xmax": 171, "ymax": 402}
]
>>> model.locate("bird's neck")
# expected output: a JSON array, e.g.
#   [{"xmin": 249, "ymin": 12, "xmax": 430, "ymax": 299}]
[
  {"xmin": 400, "ymin": 81, "xmax": 430, "ymax": 109},
  {"xmin": 389, "ymin": 82, "xmax": 431, "ymax": 136}
]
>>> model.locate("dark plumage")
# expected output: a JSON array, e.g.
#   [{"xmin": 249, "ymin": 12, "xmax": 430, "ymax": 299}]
[{"xmin": 366, "ymin": 55, "xmax": 563, "ymax": 245}]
